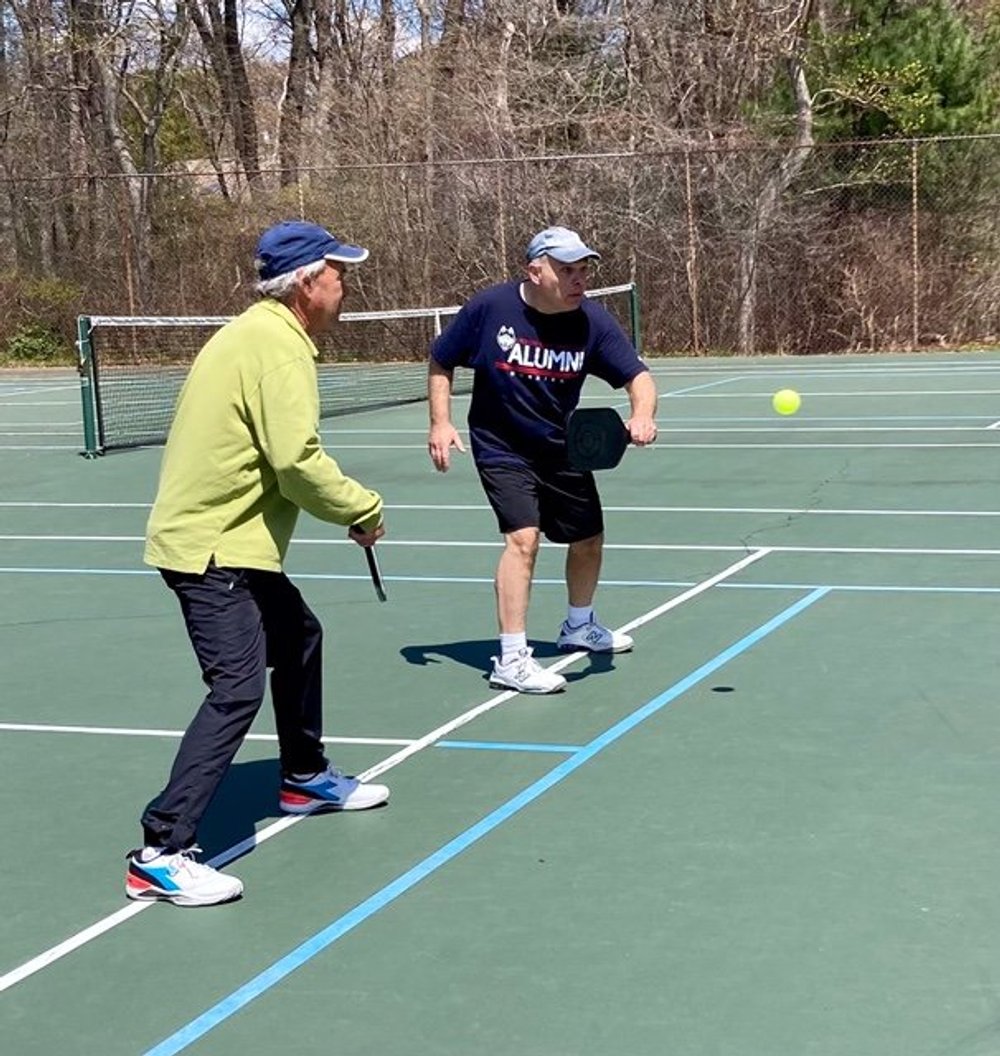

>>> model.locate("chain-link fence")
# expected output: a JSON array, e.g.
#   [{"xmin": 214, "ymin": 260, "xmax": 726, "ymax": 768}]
[{"xmin": 3, "ymin": 134, "xmax": 999, "ymax": 359}]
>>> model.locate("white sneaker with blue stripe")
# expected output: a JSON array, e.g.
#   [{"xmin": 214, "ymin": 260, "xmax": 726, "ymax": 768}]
[
  {"xmin": 557, "ymin": 617, "xmax": 633, "ymax": 653},
  {"xmin": 125, "ymin": 846, "xmax": 243, "ymax": 907},
  {"xmin": 279, "ymin": 765, "xmax": 390, "ymax": 814}
]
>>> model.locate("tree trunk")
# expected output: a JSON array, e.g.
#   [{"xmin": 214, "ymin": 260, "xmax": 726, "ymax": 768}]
[
  {"xmin": 736, "ymin": 7, "xmax": 815, "ymax": 355},
  {"xmin": 278, "ymin": 0, "xmax": 311, "ymax": 187},
  {"xmin": 185, "ymin": 0, "xmax": 263, "ymax": 193}
]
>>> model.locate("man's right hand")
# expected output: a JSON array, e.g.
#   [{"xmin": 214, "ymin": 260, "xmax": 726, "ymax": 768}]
[
  {"xmin": 428, "ymin": 422, "xmax": 466, "ymax": 472},
  {"xmin": 348, "ymin": 522, "xmax": 385, "ymax": 547}
]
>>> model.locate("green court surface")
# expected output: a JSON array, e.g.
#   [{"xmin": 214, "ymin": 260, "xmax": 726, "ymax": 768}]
[{"xmin": 5, "ymin": 354, "xmax": 1000, "ymax": 1055}]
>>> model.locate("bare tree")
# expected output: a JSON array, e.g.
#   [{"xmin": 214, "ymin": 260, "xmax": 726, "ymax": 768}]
[
  {"xmin": 61, "ymin": 0, "xmax": 191, "ymax": 305},
  {"xmin": 6, "ymin": 0, "xmax": 71, "ymax": 269},
  {"xmin": 737, "ymin": 0, "xmax": 816, "ymax": 354},
  {"xmin": 184, "ymin": 0, "xmax": 263, "ymax": 191},
  {"xmin": 277, "ymin": 0, "xmax": 311, "ymax": 186}
]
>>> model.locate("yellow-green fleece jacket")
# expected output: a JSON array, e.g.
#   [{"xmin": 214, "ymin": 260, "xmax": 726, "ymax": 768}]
[{"xmin": 144, "ymin": 299, "xmax": 383, "ymax": 573}]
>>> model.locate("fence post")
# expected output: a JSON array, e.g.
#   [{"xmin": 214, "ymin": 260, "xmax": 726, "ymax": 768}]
[
  {"xmin": 684, "ymin": 151, "xmax": 702, "ymax": 355},
  {"xmin": 910, "ymin": 141, "xmax": 920, "ymax": 350},
  {"xmin": 629, "ymin": 283, "xmax": 642, "ymax": 356}
]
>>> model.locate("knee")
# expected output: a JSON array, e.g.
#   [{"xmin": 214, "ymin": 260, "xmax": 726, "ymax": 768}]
[
  {"xmin": 506, "ymin": 528, "xmax": 541, "ymax": 563},
  {"xmin": 302, "ymin": 610, "xmax": 323, "ymax": 649},
  {"xmin": 206, "ymin": 665, "xmax": 267, "ymax": 708},
  {"xmin": 569, "ymin": 532, "xmax": 603, "ymax": 558}
]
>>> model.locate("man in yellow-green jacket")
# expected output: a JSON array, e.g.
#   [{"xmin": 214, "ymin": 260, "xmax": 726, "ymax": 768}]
[{"xmin": 126, "ymin": 221, "xmax": 390, "ymax": 907}]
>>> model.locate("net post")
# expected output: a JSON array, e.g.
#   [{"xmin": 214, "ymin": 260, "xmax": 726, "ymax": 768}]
[{"xmin": 76, "ymin": 316, "xmax": 101, "ymax": 457}]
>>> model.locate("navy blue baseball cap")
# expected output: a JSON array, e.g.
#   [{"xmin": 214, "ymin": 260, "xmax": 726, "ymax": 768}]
[
  {"xmin": 525, "ymin": 226, "xmax": 600, "ymax": 263},
  {"xmin": 255, "ymin": 221, "xmax": 369, "ymax": 280}
]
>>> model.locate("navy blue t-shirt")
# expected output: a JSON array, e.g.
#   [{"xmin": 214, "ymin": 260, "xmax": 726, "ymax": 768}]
[{"xmin": 430, "ymin": 281, "xmax": 647, "ymax": 467}]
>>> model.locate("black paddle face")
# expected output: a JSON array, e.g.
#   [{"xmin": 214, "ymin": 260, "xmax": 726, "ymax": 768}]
[{"xmin": 566, "ymin": 408, "xmax": 630, "ymax": 471}]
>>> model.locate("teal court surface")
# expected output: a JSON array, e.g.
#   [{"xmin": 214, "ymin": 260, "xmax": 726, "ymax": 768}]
[{"xmin": 4, "ymin": 353, "xmax": 1000, "ymax": 1055}]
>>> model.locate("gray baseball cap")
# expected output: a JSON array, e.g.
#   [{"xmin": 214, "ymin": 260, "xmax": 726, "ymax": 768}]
[{"xmin": 525, "ymin": 226, "xmax": 601, "ymax": 264}]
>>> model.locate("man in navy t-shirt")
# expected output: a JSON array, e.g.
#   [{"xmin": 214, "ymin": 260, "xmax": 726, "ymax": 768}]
[{"xmin": 427, "ymin": 226, "xmax": 658, "ymax": 694}]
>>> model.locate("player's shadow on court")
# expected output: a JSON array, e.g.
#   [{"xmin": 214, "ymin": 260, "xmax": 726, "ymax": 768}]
[
  {"xmin": 564, "ymin": 652, "xmax": 617, "ymax": 683},
  {"xmin": 400, "ymin": 638, "xmax": 618, "ymax": 684},
  {"xmin": 401, "ymin": 638, "xmax": 561, "ymax": 673},
  {"xmin": 195, "ymin": 757, "xmax": 283, "ymax": 861}
]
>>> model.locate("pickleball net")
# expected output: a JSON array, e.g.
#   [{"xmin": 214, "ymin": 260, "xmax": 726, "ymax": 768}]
[{"xmin": 76, "ymin": 283, "xmax": 639, "ymax": 455}]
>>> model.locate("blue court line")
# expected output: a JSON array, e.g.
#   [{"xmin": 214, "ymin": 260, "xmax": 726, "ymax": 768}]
[
  {"xmin": 436, "ymin": 739, "xmax": 580, "ymax": 753},
  {"xmin": 143, "ymin": 585, "xmax": 828, "ymax": 1056}
]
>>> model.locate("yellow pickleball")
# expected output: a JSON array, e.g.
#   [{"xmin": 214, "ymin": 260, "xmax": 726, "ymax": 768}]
[{"xmin": 772, "ymin": 388, "xmax": 801, "ymax": 416}]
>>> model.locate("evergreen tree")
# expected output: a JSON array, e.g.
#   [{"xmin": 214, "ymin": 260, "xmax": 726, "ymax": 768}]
[{"xmin": 810, "ymin": 0, "xmax": 1000, "ymax": 139}]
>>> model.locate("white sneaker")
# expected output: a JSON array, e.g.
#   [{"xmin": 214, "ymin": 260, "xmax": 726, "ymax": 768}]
[
  {"xmin": 125, "ymin": 846, "xmax": 243, "ymax": 907},
  {"xmin": 557, "ymin": 618, "xmax": 633, "ymax": 654},
  {"xmin": 280, "ymin": 765, "xmax": 390, "ymax": 813},
  {"xmin": 489, "ymin": 647, "xmax": 567, "ymax": 694}
]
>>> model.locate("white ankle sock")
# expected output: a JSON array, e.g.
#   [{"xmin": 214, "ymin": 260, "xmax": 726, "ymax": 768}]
[
  {"xmin": 500, "ymin": 632, "xmax": 527, "ymax": 662},
  {"xmin": 567, "ymin": 605, "xmax": 593, "ymax": 628}
]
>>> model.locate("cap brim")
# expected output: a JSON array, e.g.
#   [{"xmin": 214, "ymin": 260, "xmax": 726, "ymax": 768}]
[
  {"xmin": 325, "ymin": 245, "xmax": 369, "ymax": 264},
  {"xmin": 546, "ymin": 249, "xmax": 601, "ymax": 263}
]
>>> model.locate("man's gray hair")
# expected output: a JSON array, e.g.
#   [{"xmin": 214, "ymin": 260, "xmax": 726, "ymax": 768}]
[{"xmin": 256, "ymin": 258, "xmax": 327, "ymax": 302}]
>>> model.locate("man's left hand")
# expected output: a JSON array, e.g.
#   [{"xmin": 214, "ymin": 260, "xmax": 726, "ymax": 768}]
[{"xmin": 627, "ymin": 416, "xmax": 658, "ymax": 446}]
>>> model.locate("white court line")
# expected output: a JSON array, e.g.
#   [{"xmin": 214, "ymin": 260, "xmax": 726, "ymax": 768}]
[
  {"xmin": 672, "ymin": 415, "xmax": 1000, "ymax": 422},
  {"xmin": 5, "ymin": 535, "xmax": 1000, "ymax": 557},
  {"xmin": 595, "ymin": 426, "xmax": 1000, "ymax": 433},
  {"xmin": 642, "ymin": 363, "xmax": 1000, "ymax": 376},
  {"xmin": 2, "ymin": 566, "xmax": 1000, "ymax": 596},
  {"xmin": 6, "ymin": 501, "xmax": 1000, "ymax": 519},
  {"xmin": 0, "ymin": 724, "xmax": 411, "ymax": 746},
  {"xmin": 321, "ymin": 426, "xmax": 474, "ymax": 433},
  {"xmin": 606, "ymin": 443, "xmax": 1000, "ymax": 449},
  {"xmin": 658, "ymin": 388, "xmax": 1000, "ymax": 398},
  {"xmin": 0, "ymin": 501, "xmax": 154, "ymax": 508},
  {"xmin": 0, "ymin": 389, "xmax": 78, "ymax": 400},
  {"xmin": 664, "ymin": 376, "xmax": 748, "ymax": 396},
  {"xmin": 0, "ymin": 548, "xmax": 769, "ymax": 994},
  {"xmin": 312, "ymin": 425, "xmax": 1000, "ymax": 435},
  {"xmin": 0, "ymin": 535, "xmax": 161, "ymax": 541},
  {"xmin": 9, "ymin": 442, "xmax": 991, "ymax": 451},
  {"xmin": 422, "ymin": 504, "xmax": 1000, "ymax": 517}
]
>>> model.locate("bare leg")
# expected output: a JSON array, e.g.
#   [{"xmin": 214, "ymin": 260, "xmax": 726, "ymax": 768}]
[
  {"xmin": 490, "ymin": 527, "xmax": 567, "ymax": 694},
  {"xmin": 495, "ymin": 527, "xmax": 541, "ymax": 633},
  {"xmin": 566, "ymin": 532, "xmax": 603, "ymax": 608}
]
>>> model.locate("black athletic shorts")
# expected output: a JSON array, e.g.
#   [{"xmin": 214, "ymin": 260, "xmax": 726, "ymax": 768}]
[{"xmin": 476, "ymin": 460, "xmax": 604, "ymax": 544}]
